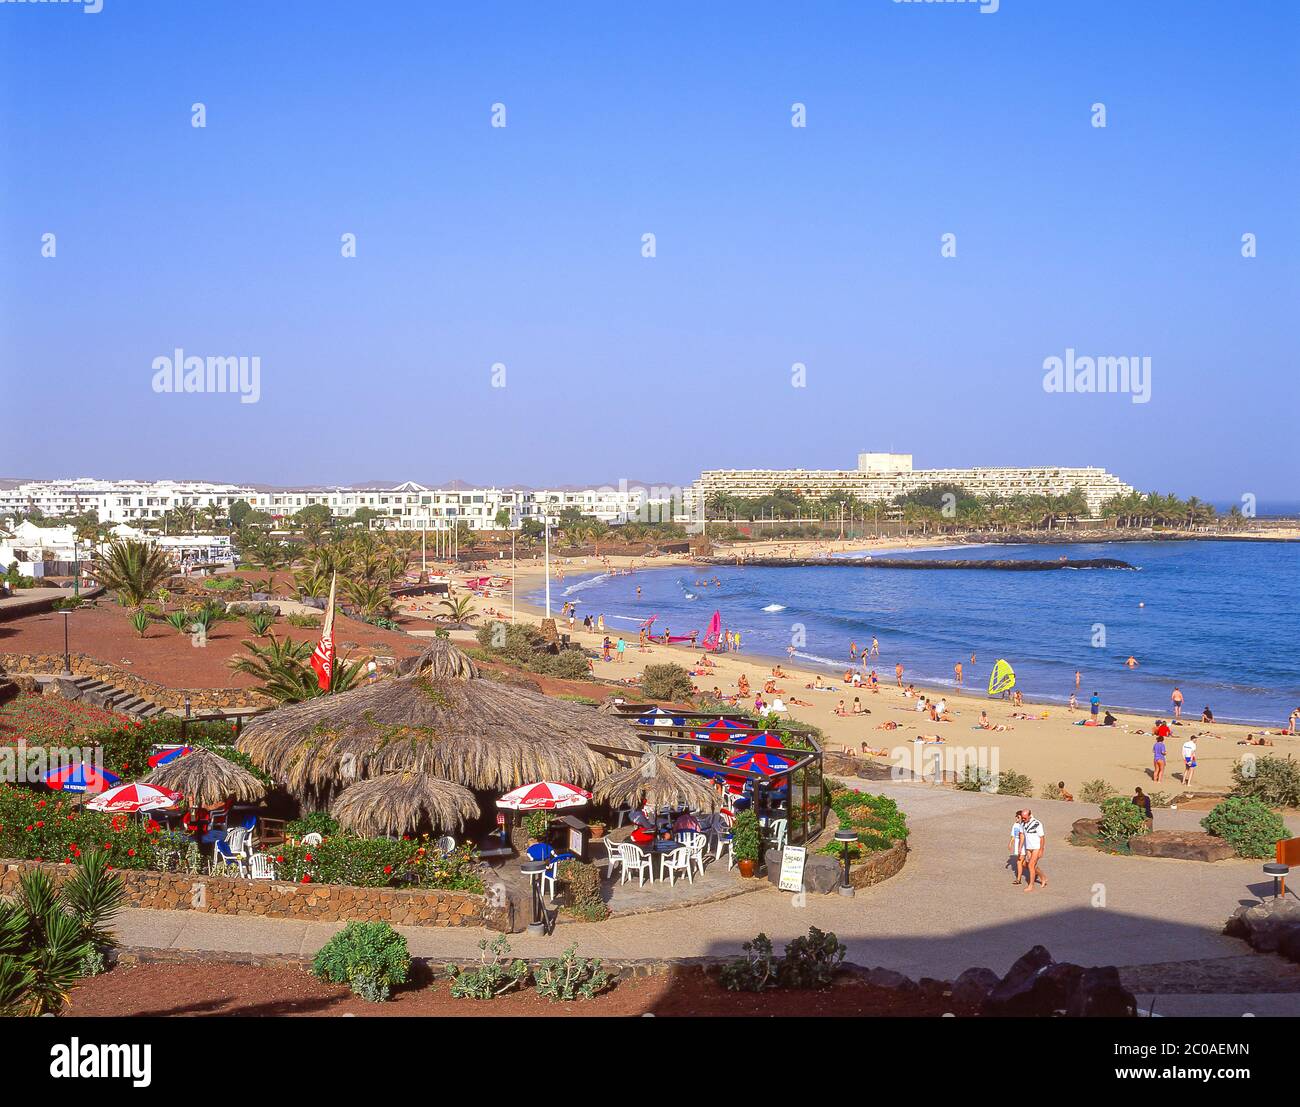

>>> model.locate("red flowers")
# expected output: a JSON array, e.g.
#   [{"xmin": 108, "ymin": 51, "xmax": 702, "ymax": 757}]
[
  {"xmin": 383, "ymin": 865, "xmax": 392, "ymax": 875},
  {"xmin": 301, "ymin": 873, "xmax": 312, "ymax": 883},
  {"xmin": 127, "ymin": 848, "xmax": 136, "ymax": 857},
  {"xmin": 303, "ymin": 852, "xmax": 313, "ymax": 862}
]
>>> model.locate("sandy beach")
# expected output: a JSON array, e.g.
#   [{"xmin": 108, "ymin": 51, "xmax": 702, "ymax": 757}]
[{"xmin": 394, "ymin": 543, "xmax": 1298, "ymax": 799}]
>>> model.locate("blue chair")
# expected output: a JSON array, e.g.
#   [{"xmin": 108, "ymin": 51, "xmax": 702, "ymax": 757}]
[{"xmin": 525, "ymin": 842, "xmax": 573, "ymax": 899}]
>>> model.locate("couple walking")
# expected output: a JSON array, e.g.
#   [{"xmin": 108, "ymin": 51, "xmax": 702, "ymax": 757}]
[{"xmin": 1009, "ymin": 809, "xmax": 1047, "ymax": 892}]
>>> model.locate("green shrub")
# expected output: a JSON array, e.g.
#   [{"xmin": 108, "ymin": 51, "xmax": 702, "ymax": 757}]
[
  {"xmin": 1099, "ymin": 796, "xmax": 1151, "ymax": 845},
  {"xmin": 1201, "ymin": 797, "xmax": 1290, "ymax": 859},
  {"xmin": 129, "ymin": 610, "xmax": 151, "ymax": 637},
  {"xmin": 1040, "ymin": 781, "xmax": 1064, "ymax": 801},
  {"xmin": 248, "ymin": 612, "xmax": 274, "ymax": 637},
  {"xmin": 446, "ymin": 935, "xmax": 530, "ymax": 999},
  {"xmin": 557, "ymin": 859, "xmax": 609, "ymax": 922},
  {"xmin": 993, "ymin": 769, "xmax": 1034, "ymax": 797},
  {"xmin": 640, "ymin": 663, "xmax": 694, "ymax": 702},
  {"xmin": 820, "ymin": 787, "xmax": 908, "ymax": 855},
  {"xmin": 1231, "ymin": 754, "xmax": 1300, "ymax": 809},
  {"xmin": 533, "ymin": 944, "xmax": 611, "ymax": 1001},
  {"xmin": 286, "ymin": 812, "xmax": 340, "ymax": 839},
  {"xmin": 0, "ymin": 785, "xmax": 157, "ymax": 870},
  {"xmin": 286, "ymin": 613, "xmax": 322, "ymax": 629},
  {"xmin": 536, "ymin": 648, "xmax": 591, "ymax": 681},
  {"xmin": 1080, "ymin": 778, "xmax": 1116, "ymax": 804},
  {"xmin": 202, "ymin": 577, "xmax": 243, "ymax": 592},
  {"xmin": 312, "ymin": 921, "xmax": 410, "ymax": 1002},
  {"xmin": 523, "ymin": 812, "xmax": 551, "ymax": 842},
  {"xmin": 731, "ymin": 809, "xmax": 761, "ymax": 863},
  {"xmin": 274, "ymin": 837, "xmax": 483, "ymax": 891},
  {"xmin": 720, "ymin": 927, "xmax": 845, "ymax": 992}
]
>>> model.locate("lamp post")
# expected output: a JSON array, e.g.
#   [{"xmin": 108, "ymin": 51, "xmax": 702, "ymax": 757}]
[
  {"xmin": 520, "ymin": 857, "xmax": 548, "ymax": 935},
  {"xmin": 834, "ymin": 827, "xmax": 857, "ymax": 897},
  {"xmin": 59, "ymin": 609, "xmax": 72, "ymax": 676}
]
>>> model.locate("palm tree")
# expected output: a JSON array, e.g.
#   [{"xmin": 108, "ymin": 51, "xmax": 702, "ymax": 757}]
[
  {"xmin": 93, "ymin": 540, "xmax": 174, "ymax": 608},
  {"xmin": 344, "ymin": 577, "xmax": 392, "ymax": 619},
  {"xmin": 228, "ymin": 636, "xmax": 364, "ymax": 703},
  {"xmin": 438, "ymin": 594, "xmax": 477, "ymax": 625}
]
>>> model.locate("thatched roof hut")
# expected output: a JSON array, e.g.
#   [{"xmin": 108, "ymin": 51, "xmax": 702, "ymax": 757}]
[
  {"xmin": 237, "ymin": 640, "xmax": 646, "ymax": 806},
  {"xmin": 144, "ymin": 747, "xmax": 267, "ymax": 808},
  {"xmin": 592, "ymin": 751, "xmax": 722, "ymax": 813},
  {"xmin": 330, "ymin": 772, "xmax": 479, "ymax": 838}
]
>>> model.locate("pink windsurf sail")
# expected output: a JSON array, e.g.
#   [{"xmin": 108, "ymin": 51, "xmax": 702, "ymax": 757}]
[{"xmin": 702, "ymin": 610, "xmax": 722, "ymax": 651}]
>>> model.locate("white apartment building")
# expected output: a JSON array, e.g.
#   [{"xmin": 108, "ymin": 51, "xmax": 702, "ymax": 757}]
[
  {"xmin": 688, "ymin": 452, "xmax": 1135, "ymax": 516},
  {"xmin": 0, "ymin": 478, "xmax": 664, "ymax": 531}
]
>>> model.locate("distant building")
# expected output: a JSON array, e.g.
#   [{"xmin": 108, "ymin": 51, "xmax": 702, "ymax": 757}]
[{"xmin": 687, "ymin": 453, "xmax": 1134, "ymax": 516}]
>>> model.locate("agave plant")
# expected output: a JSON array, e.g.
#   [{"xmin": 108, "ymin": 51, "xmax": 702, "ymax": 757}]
[
  {"xmin": 166, "ymin": 610, "xmax": 191, "ymax": 635},
  {"xmin": 93, "ymin": 539, "xmax": 175, "ymax": 608},
  {"xmin": 248, "ymin": 611, "xmax": 274, "ymax": 637},
  {"xmin": 129, "ymin": 610, "xmax": 151, "ymax": 638}
]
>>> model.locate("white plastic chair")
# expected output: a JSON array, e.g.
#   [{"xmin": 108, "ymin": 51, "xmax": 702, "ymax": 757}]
[
  {"xmin": 768, "ymin": 818, "xmax": 788, "ymax": 853},
  {"xmin": 211, "ymin": 827, "xmax": 248, "ymax": 876},
  {"xmin": 248, "ymin": 853, "xmax": 277, "ymax": 880},
  {"xmin": 602, "ymin": 839, "xmax": 622, "ymax": 882},
  {"xmin": 616, "ymin": 843, "xmax": 652, "ymax": 887},
  {"xmin": 677, "ymin": 831, "xmax": 708, "ymax": 878},
  {"xmin": 300, "ymin": 832, "xmax": 323, "ymax": 847},
  {"xmin": 660, "ymin": 845, "xmax": 692, "ymax": 887}
]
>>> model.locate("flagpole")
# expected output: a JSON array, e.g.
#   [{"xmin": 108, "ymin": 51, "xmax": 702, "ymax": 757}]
[{"xmin": 544, "ymin": 514, "xmax": 551, "ymax": 618}]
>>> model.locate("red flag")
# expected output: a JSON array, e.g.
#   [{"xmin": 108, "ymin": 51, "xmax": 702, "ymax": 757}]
[{"xmin": 310, "ymin": 572, "xmax": 337, "ymax": 692}]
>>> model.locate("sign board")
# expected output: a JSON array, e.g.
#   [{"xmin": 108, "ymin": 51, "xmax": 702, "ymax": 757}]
[
  {"xmin": 569, "ymin": 828, "xmax": 583, "ymax": 855},
  {"xmin": 778, "ymin": 845, "xmax": 806, "ymax": 893},
  {"xmin": 496, "ymin": 813, "xmax": 506, "ymax": 827}
]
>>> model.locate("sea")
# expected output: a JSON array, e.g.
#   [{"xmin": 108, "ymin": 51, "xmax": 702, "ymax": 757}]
[{"xmin": 526, "ymin": 540, "xmax": 1300, "ymax": 726}]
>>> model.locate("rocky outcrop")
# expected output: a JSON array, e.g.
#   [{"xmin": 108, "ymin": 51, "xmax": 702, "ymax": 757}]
[
  {"xmin": 1128, "ymin": 830, "xmax": 1236, "ymax": 862},
  {"xmin": 981, "ymin": 946, "xmax": 1136, "ymax": 1017},
  {"xmin": 1225, "ymin": 898, "xmax": 1300, "ymax": 959}
]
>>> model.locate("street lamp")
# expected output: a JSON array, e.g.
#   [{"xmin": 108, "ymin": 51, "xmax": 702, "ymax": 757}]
[
  {"xmin": 520, "ymin": 857, "xmax": 548, "ymax": 935},
  {"xmin": 59, "ymin": 609, "xmax": 73, "ymax": 676},
  {"xmin": 834, "ymin": 827, "xmax": 857, "ymax": 897}
]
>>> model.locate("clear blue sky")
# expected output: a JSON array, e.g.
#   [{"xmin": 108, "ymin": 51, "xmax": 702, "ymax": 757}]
[{"xmin": 2, "ymin": 0, "xmax": 1296, "ymax": 499}]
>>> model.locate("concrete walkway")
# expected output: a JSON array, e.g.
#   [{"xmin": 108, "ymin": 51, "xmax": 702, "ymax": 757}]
[{"xmin": 109, "ymin": 782, "xmax": 1300, "ymax": 1015}]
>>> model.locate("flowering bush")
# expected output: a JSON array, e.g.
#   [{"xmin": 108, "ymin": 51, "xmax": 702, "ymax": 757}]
[
  {"xmin": 272, "ymin": 835, "xmax": 484, "ymax": 892},
  {"xmin": 0, "ymin": 696, "xmax": 127, "ymax": 744},
  {"xmin": 819, "ymin": 787, "xmax": 909, "ymax": 858},
  {"xmin": 0, "ymin": 784, "xmax": 158, "ymax": 869}
]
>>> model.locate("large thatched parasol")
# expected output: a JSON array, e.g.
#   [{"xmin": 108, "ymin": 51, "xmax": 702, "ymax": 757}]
[
  {"xmin": 330, "ymin": 772, "xmax": 480, "ymax": 837},
  {"xmin": 144, "ymin": 747, "xmax": 267, "ymax": 808},
  {"xmin": 592, "ymin": 751, "xmax": 722, "ymax": 813},
  {"xmin": 237, "ymin": 640, "xmax": 646, "ymax": 806}
]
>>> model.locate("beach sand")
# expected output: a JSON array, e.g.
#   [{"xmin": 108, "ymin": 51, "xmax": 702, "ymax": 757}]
[{"xmin": 396, "ymin": 545, "xmax": 1298, "ymax": 798}]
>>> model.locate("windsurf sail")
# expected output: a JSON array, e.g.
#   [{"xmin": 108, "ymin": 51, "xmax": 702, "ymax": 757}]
[
  {"xmin": 988, "ymin": 659, "xmax": 1016, "ymax": 696},
  {"xmin": 638, "ymin": 615, "xmax": 657, "ymax": 630},
  {"xmin": 702, "ymin": 610, "xmax": 722, "ymax": 651}
]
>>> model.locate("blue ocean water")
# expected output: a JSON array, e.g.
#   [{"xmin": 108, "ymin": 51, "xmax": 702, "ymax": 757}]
[{"xmin": 528, "ymin": 541, "xmax": 1300, "ymax": 725}]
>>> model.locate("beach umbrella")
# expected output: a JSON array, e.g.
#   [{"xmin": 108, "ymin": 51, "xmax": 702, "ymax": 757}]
[
  {"xmin": 496, "ymin": 780, "xmax": 592, "ymax": 811},
  {"xmin": 735, "ymin": 731, "xmax": 786, "ymax": 750},
  {"xmin": 144, "ymin": 746, "xmax": 266, "ymax": 808},
  {"xmin": 637, "ymin": 707, "xmax": 685, "ymax": 727},
  {"xmin": 674, "ymin": 752, "xmax": 727, "ymax": 780},
  {"xmin": 86, "ymin": 781, "xmax": 181, "ymax": 813},
  {"xmin": 148, "ymin": 745, "xmax": 193, "ymax": 769},
  {"xmin": 331, "ymin": 772, "xmax": 480, "ymax": 837},
  {"xmin": 594, "ymin": 752, "xmax": 721, "ymax": 813},
  {"xmin": 692, "ymin": 717, "xmax": 751, "ymax": 742},
  {"xmin": 726, "ymin": 749, "xmax": 793, "ymax": 777},
  {"xmin": 44, "ymin": 762, "xmax": 120, "ymax": 794},
  {"xmin": 237, "ymin": 640, "xmax": 646, "ymax": 807}
]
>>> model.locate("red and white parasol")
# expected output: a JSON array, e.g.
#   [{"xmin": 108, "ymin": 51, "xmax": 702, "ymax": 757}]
[
  {"xmin": 85, "ymin": 782, "xmax": 182, "ymax": 813},
  {"xmin": 495, "ymin": 781, "xmax": 591, "ymax": 811}
]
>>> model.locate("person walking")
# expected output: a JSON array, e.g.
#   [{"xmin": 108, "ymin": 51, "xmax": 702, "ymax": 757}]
[
  {"xmin": 1171, "ymin": 685, "xmax": 1184, "ymax": 720},
  {"xmin": 615, "ymin": 636, "xmax": 626, "ymax": 663},
  {"xmin": 1009, "ymin": 811, "xmax": 1028, "ymax": 885},
  {"xmin": 1021, "ymin": 811, "xmax": 1047, "ymax": 892},
  {"xmin": 1152, "ymin": 728, "xmax": 1167, "ymax": 783},
  {"xmin": 954, "ymin": 661, "xmax": 963, "ymax": 686},
  {"xmin": 895, "ymin": 661, "xmax": 904, "ymax": 689},
  {"xmin": 1181, "ymin": 735, "xmax": 1197, "ymax": 785}
]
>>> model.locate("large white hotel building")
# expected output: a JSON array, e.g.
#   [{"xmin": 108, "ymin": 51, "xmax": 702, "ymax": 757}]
[
  {"xmin": 687, "ymin": 453, "xmax": 1134, "ymax": 516},
  {"xmin": 0, "ymin": 454, "xmax": 1134, "ymax": 531}
]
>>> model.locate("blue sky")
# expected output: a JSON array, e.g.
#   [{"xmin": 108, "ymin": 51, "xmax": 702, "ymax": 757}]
[{"xmin": 2, "ymin": 0, "xmax": 1296, "ymax": 499}]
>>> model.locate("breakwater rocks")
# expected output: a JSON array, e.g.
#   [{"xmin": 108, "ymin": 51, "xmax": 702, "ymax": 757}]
[{"xmin": 709, "ymin": 556, "xmax": 1136, "ymax": 571}]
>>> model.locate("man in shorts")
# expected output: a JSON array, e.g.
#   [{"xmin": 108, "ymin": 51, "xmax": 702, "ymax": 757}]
[
  {"xmin": 1021, "ymin": 811, "xmax": 1047, "ymax": 892},
  {"xmin": 1009, "ymin": 810, "xmax": 1028, "ymax": 885}
]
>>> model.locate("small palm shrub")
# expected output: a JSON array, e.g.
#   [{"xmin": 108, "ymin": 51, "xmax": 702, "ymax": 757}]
[
  {"xmin": 1201, "ymin": 797, "xmax": 1290, "ymax": 858},
  {"xmin": 129, "ymin": 610, "xmax": 150, "ymax": 638},
  {"xmin": 312, "ymin": 921, "xmax": 410, "ymax": 1002},
  {"xmin": 446, "ymin": 935, "xmax": 530, "ymax": 999},
  {"xmin": 533, "ymin": 945, "xmax": 611, "ymax": 1001}
]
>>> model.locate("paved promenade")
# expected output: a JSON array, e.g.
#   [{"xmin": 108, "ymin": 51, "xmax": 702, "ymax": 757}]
[{"xmin": 107, "ymin": 782, "xmax": 1300, "ymax": 1015}]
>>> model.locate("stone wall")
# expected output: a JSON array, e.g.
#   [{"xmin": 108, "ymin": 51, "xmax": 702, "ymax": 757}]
[
  {"xmin": 1, "ymin": 652, "xmax": 270, "ymax": 711},
  {"xmin": 849, "ymin": 839, "xmax": 908, "ymax": 888},
  {"xmin": 0, "ymin": 857, "xmax": 510, "ymax": 931}
]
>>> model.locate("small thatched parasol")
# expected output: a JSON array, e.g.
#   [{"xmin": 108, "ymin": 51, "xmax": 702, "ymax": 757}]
[
  {"xmin": 330, "ymin": 772, "xmax": 480, "ymax": 837},
  {"xmin": 144, "ymin": 747, "xmax": 267, "ymax": 808},
  {"xmin": 593, "ymin": 751, "xmax": 722, "ymax": 813},
  {"xmin": 238, "ymin": 640, "xmax": 646, "ymax": 806}
]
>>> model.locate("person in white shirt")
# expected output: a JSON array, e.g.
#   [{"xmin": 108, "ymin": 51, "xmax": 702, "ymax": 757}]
[
  {"xmin": 1009, "ymin": 811, "xmax": 1028, "ymax": 885},
  {"xmin": 1181, "ymin": 737, "xmax": 1198, "ymax": 786},
  {"xmin": 1020, "ymin": 810, "xmax": 1047, "ymax": 892}
]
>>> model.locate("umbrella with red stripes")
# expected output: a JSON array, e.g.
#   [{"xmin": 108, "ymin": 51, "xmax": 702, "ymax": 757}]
[
  {"xmin": 495, "ymin": 781, "xmax": 592, "ymax": 811},
  {"xmin": 725, "ymin": 749, "xmax": 793, "ymax": 776},
  {"xmin": 44, "ymin": 762, "xmax": 120, "ymax": 794},
  {"xmin": 85, "ymin": 782, "xmax": 181, "ymax": 813},
  {"xmin": 148, "ymin": 745, "xmax": 194, "ymax": 769},
  {"xmin": 734, "ymin": 731, "xmax": 787, "ymax": 750}
]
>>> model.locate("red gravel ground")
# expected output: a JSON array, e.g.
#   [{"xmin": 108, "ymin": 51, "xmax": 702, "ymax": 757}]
[
  {"xmin": 66, "ymin": 962, "xmax": 965, "ymax": 1017},
  {"xmin": 0, "ymin": 604, "xmax": 428, "ymax": 689}
]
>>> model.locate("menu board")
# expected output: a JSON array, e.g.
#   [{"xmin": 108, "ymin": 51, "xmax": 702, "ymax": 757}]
[{"xmin": 778, "ymin": 846, "xmax": 806, "ymax": 893}]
